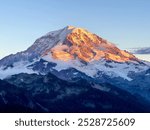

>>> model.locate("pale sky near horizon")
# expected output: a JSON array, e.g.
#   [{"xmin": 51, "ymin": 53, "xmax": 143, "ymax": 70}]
[{"xmin": 0, "ymin": 0, "xmax": 150, "ymax": 59}]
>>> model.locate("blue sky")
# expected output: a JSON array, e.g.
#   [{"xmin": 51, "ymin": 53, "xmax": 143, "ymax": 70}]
[{"xmin": 0, "ymin": 0, "xmax": 150, "ymax": 59}]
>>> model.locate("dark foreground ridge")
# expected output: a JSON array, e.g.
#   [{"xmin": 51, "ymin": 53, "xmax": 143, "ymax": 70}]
[{"xmin": 0, "ymin": 72, "xmax": 150, "ymax": 113}]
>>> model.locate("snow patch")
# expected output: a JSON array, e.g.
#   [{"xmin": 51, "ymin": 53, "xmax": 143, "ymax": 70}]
[
  {"xmin": 0, "ymin": 61, "xmax": 38, "ymax": 79},
  {"xmin": 92, "ymin": 84, "xmax": 111, "ymax": 92}
]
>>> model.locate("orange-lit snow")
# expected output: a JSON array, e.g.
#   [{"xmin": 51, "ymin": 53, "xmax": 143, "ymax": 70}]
[{"xmin": 43, "ymin": 27, "xmax": 138, "ymax": 63}]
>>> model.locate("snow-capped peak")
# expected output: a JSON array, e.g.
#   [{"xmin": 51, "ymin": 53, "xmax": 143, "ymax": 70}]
[
  {"xmin": 35, "ymin": 26, "xmax": 138, "ymax": 63},
  {"xmin": 0, "ymin": 26, "xmax": 149, "ymax": 80}
]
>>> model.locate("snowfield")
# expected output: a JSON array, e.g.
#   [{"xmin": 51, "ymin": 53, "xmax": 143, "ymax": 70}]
[
  {"xmin": 135, "ymin": 54, "xmax": 150, "ymax": 62},
  {"xmin": 42, "ymin": 53, "xmax": 149, "ymax": 81},
  {"xmin": 0, "ymin": 61, "xmax": 38, "ymax": 79}
]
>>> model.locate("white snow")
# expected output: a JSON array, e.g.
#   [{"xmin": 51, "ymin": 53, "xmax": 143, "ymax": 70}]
[
  {"xmin": 29, "ymin": 26, "xmax": 74, "ymax": 56},
  {"xmin": 1, "ymin": 53, "xmax": 148, "ymax": 81},
  {"xmin": 92, "ymin": 84, "xmax": 110, "ymax": 92},
  {"xmin": 43, "ymin": 62, "xmax": 48, "ymax": 68},
  {"xmin": 42, "ymin": 53, "xmax": 149, "ymax": 81},
  {"xmin": 73, "ymin": 72, "xmax": 79, "ymax": 75},
  {"xmin": 0, "ymin": 61, "xmax": 38, "ymax": 79}
]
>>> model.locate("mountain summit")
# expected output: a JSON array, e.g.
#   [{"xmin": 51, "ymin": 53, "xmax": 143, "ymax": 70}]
[
  {"xmin": 29, "ymin": 25, "xmax": 137, "ymax": 62},
  {"xmin": 0, "ymin": 26, "xmax": 149, "ymax": 81},
  {"xmin": 0, "ymin": 26, "xmax": 137, "ymax": 65},
  {"xmin": 50, "ymin": 26, "xmax": 138, "ymax": 62}
]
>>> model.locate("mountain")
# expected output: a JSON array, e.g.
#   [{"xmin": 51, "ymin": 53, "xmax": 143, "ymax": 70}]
[
  {"xmin": 130, "ymin": 47, "xmax": 150, "ymax": 54},
  {"xmin": 0, "ymin": 79, "xmax": 37, "ymax": 112},
  {"xmin": 129, "ymin": 47, "xmax": 150, "ymax": 62},
  {"xmin": 0, "ymin": 73, "xmax": 149, "ymax": 113},
  {"xmin": 0, "ymin": 26, "xmax": 150, "ymax": 112},
  {"xmin": 0, "ymin": 26, "xmax": 148, "ymax": 80}
]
